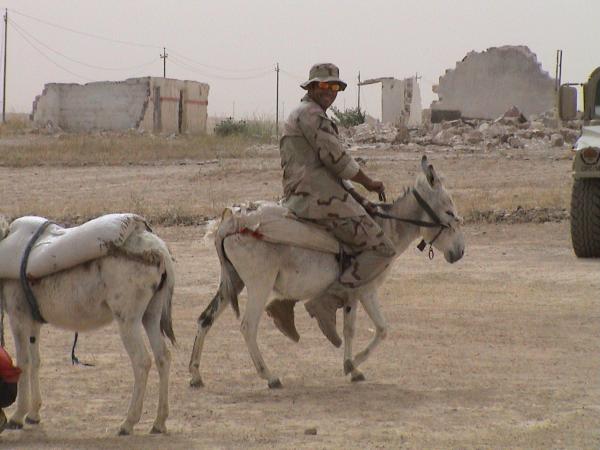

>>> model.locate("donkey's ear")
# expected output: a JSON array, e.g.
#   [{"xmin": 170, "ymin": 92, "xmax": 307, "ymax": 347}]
[{"xmin": 420, "ymin": 155, "xmax": 437, "ymax": 187}]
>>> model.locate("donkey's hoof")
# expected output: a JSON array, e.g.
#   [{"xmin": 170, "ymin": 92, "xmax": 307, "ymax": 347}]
[
  {"xmin": 6, "ymin": 420, "xmax": 23, "ymax": 430},
  {"xmin": 268, "ymin": 378, "xmax": 283, "ymax": 389},
  {"xmin": 189, "ymin": 376, "xmax": 204, "ymax": 388},
  {"xmin": 25, "ymin": 416, "xmax": 41, "ymax": 425},
  {"xmin": 351, "ymin": 373, "xmax": 366, "ymax": 383},
  {"xmin": 343, "ymin": 359, "xmax": 355, "ymax": 375},
  {"xmin": 118, "ymin": 427, "xmax": 131, "ymax": 436},
  {"xmin": 150, "ymin": 425, "xmax": 166, "ymax": 434}
]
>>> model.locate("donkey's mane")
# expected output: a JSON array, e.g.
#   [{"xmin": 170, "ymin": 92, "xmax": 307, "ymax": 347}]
[
  {"xmin": 379, "ymin": 186, "xmax": 411, "ymax": 212},
  {"xmin": 394, "ymin": 186, "xmax": 412, "ymax": 204}
]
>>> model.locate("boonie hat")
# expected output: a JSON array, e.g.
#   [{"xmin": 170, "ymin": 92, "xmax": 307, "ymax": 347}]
[{"xmin": 300, "ymin": 63, "xmax": 347, "ymax": 91}]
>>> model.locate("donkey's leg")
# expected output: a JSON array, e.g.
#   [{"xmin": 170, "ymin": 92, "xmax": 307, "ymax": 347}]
[
  {"xmin": 6, "ymin": 295, "xmax": 34, "ymax": 429},
  {"xmin": 354, "ymin": 292, "xmax": 388, "ymax": 369},
  {"xmin": 142, "ymin": 305, "xmax": 171, "ymax": 434},
  {"xmin": 116, "ymin": 319, "xmax": 152, "ymax": 436},
  {"xmin": 189, "ymin": 292, "xmax": 229, "ymax": 388},
  {"xmin": 240, "ymin": 270, "xmax": 280, "ymax": 389},
  {"xmin": 342, "ymin": 299, "xmax": 365, "ymax": 382},
  {"xmin": 24, "ymin": 322, "xmax": 43, "ymax": 424}
]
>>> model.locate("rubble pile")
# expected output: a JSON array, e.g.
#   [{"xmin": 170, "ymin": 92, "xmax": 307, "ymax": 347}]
[
  {"xmin": 343, "ymin": 107, "xmax": 581, "ymax": 151},
  {"xmin": 344, "ymin": 122, "xmax": 405, "ymax": 144}
]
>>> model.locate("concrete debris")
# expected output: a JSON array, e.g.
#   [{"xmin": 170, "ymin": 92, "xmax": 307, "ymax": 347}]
[
  {"xmin": 550, "ymin": 133, "xmax": 565, "ymax": 147},
  {"xmin": 346, "ymin": 122, "xmax": 400, "ymax": 143},
  {"xmin": 495, "ymin": 105, "xmax": 527, "ymax": 124},
  {"xmin": 344, "ymin": 107, "xmax": 576, "ymax": 151}
]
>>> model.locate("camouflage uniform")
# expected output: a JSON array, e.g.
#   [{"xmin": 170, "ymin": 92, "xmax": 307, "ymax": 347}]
[{"xmin": 280, "ymin": 94, "xmax": 396, "ymax": 290}]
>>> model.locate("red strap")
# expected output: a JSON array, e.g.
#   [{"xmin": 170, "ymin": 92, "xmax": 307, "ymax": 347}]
[
  {"xmin": 239, "ymin": 227, "xmax": 264, "ymax": 240},
  {"xmin": 0, "ymin": 347, "xmax": 21, "ymax": 383}
]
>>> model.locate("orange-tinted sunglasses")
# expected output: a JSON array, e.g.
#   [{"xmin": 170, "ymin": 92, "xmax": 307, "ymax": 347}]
[{"xmin": 317, "ymin": 81, "xmax": 341, "ymax": 91}]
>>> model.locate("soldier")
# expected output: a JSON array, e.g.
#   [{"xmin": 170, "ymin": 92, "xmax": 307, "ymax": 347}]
[{"xmin": 266, "ymin": 63, "xmax": 396, "ymax": 347}]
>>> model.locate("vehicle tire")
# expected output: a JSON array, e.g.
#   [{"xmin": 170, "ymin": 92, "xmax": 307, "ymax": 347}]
[{"xmin": 571, "ymin": 178, "xmax": 600, "ymax": 257}]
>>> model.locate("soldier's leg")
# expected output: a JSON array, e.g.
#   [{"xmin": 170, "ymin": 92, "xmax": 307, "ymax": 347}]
[
  {"xmin": 334, "ymin": 215, "xmax": 396, "ymax": 289},
  {"xmin": 305, "ymin": 216, "xmax": 395, "ymax": 347}
]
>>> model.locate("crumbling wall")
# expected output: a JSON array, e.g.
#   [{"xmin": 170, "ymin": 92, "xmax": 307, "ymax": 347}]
[
  {"xmin": 139, "ymin": 78, "xmax": 209, "ymax": 133},
  {"xmin": 362, "ymin": 76, "xmax": 422, "ymax": 127},
  {"xmin": 380, "ymin": 78, "xmax": 405, "ymax": 125},
  {"xmin": 32, "ymin": 78, "xmax": 150, "ymax": 131},
  {"xmin": 431, "ymin": 46, "xmax": 555, "ymax": 120},
  {"xmin": 32, "ymin": 77, "xmax": 209, "ymax": 134}
]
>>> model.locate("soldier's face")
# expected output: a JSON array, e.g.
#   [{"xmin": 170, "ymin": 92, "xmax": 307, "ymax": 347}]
[{"xmin": 308, "ymin": 83, "xmax": 338, "ymax": 110}]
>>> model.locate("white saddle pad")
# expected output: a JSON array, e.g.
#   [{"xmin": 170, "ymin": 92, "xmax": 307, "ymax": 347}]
[
  {"xmin": 0, "ymin": 213, "xmax": 148, "ymax": 279},
  {"xmin": 228, "ymin": 202, "xmax": 340, "ymax": 254}
]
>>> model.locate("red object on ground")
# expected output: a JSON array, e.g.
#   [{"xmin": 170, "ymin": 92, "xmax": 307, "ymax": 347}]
[{"xmin": 0, "ymin": 347, "xmax": 21, "ymax": 383}]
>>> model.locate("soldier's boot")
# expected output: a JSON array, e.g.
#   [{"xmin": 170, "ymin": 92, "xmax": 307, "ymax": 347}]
[
  {"xmin": 305, "ymin": 294, "xmax": 344, "ymax": 348},
  {"xmin": 266, "ymin": 299, "xmax": 300, "ymax": 342}
]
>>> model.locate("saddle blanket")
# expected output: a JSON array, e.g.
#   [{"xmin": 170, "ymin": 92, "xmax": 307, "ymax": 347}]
[
  {"xmin": 226, "ymin": 202, "xmax": 340, "ymax": 254},
  {"xmin": 0, "ymin": 213, "xmax": 149, "ymax": 280}
]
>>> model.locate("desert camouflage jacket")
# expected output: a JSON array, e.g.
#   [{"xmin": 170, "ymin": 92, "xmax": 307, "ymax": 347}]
[{"xmin": 279, "ymin": 95, "xmax": 365, "ymax": 219}]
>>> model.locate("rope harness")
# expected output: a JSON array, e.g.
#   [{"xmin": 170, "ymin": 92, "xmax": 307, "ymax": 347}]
[
  {"xmin": 373, "ymin": 189, "xmax": 450, "ymax": 260},
  {"xmin": 20, "ymin": 220, "xmax": 53, "ymax": 324},
  {"xmin": 17, "ymin": 220, "xmax": 92, "ymax": 366}
]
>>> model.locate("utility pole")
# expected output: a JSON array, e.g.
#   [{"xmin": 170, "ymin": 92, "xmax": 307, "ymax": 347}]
[
  {"xmin": 2, "ymin": 9, "xmax": 7, "ymax": 123},
  {"xmin": 357, "ymin": 71, "xmax": 361, "ymax": 111},
  {"xmin": 275, "ymin": 62, "xmax": 280, "ymax": 136},
  {"xmin": 160, "ymin": 47, "xmax": 168, "ymax": 78},
  {"xmin": 555, "ymin": 49, "xmax": 563, "ymax": 92}
]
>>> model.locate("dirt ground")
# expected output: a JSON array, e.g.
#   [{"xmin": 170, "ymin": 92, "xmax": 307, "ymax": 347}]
[{"xmin": 0, "ymin": 142, "xmax": 599, "ymax": 448}]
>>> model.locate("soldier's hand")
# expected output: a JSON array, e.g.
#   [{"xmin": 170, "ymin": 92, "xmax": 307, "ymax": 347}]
[
  {"xmin": 363, "ymin": 201, "xmax": 378, "ymax": 215},
  {"xmin": 366, "ymin": 179, "xmax": 385, "ymax": 194}
]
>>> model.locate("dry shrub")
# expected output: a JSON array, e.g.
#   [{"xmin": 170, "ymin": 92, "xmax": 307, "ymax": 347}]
[
  {"xmin": 0, "ymin": 133, "xmax": 274, "ymax": 167},
  {"xmin": 0, "ymin": 114, "xmax": 32, "ymax": 135}
]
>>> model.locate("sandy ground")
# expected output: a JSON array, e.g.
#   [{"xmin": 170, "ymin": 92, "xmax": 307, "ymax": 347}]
[{"xmin": 0, "ymin": 143, "xmax": 598, "ymax": 448}]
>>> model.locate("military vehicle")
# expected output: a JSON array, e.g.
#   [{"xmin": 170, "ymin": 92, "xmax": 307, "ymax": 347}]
[{"xmin": 559, "ymin": 67, "xmax": 600, "ymax": 256}]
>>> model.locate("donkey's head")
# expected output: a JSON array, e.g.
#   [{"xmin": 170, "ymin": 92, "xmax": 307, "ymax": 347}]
[{"xmin": 414, "ymin": 156, "xmax": 464, "ymax": 263}]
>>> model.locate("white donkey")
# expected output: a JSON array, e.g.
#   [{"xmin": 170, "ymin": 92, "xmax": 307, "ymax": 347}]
[
  {"xmin": 189, "ymin": 156, "xmax": 465, "ymax": 389},
  {"xmin": 0, "ymin": 218, "xmax": 175, "ymax": 436}
]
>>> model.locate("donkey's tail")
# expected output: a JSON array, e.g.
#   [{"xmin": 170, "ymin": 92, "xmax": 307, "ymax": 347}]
[
  {"xmin": 213, "ymin": 208, "xmax": 244, "ymax": 318},
  {"xmin": 158, "ymin": 245, "xmax": 176, "ymax": 345}
]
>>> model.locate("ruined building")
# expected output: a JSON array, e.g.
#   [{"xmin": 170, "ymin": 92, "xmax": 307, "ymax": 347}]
[
  {"xmin": 430, "ymin": 46, "xmax": 555, "ymax": 121},
  {"xmin": 359, "ymin": 76, "xmax": 422, "ymax": 127},
  {"xmin": 31, "ymin": 77, "xmax": 209, "ymax": 133}
]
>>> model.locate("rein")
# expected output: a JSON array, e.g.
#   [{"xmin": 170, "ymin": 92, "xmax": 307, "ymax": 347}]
[{"xmin": 373, "ymin": 189, "xmax": 449, "ymax": 259}]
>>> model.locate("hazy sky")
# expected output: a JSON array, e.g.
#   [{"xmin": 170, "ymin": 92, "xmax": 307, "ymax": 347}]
[{"xmin": 1, "ymin": 0, "xmax": 598, "ymax": 120}]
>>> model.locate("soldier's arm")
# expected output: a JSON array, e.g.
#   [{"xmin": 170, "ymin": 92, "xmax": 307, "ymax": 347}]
[{"xmin": 342, "ymin": 179, "xmax": 374, "ymax": 212}]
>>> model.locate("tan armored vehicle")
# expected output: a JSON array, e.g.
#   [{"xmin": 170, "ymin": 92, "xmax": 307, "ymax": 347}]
[{"xmin": 560, "ymin": 67, "xmax": 600, "ymax": 256}]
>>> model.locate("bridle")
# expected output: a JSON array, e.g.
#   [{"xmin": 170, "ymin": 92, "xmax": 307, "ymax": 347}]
[{"xmin": 372, "ymin": 189, "xmax": 451, "ymax": 259}]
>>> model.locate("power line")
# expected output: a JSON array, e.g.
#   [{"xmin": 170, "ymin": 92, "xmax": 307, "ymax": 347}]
[
  {"xmin": 10, "ymin": 8, "xmax": 161, "ymax": 49},
  {"xmin": 11, "ymin": 9, "xmax": 271, "ymax": 79},
  {"xmin": 9, "ymin": 18, "xmax": 94, "ymax": 82},
  {"xmin": 168, "ymin": 49, "xmax": 272, "ymax": 74},
  {"xmin": 279, "ymin": 68, "xmax": 304, "ymax": 81},
  {"xmin": 169, "ymin": 55, "xmax": 272, "ymax": 80},
  {"xmin": 9, "ymin": 18, "xmax": 158, "ymax": 72}
]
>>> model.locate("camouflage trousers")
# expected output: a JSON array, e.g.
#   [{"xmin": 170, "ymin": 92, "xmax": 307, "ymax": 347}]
[{"xmin": 308, "ymin": 215, "xmax": 396, "ymax": 290}]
